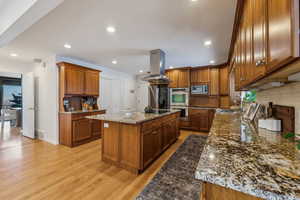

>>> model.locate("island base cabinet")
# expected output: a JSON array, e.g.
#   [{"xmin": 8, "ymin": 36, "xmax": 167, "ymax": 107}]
[
  {"xmin": 101, "ymin": 112, "xmax": 180, "ymax": 174},
  {"xmin": 200, "ymin": 182, "xmax": 263, "ymax": 200}
]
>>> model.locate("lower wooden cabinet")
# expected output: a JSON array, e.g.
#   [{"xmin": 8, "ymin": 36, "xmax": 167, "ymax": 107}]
[
  {"xmin": 101, "ymin": 112, "xmax": 180, "ymax": 174},
  {"xmin": 72, "ymin": 119, "xmax": 92, "ymax": 143},
  {"xmin": 59, "ymin": 110, "xmax": 106, "ymax": 147},
  {"xmin": 143, "ymin": 128, "xmax": 162, "ymax": 168},
  {"xmin": 91, "ymin": 119, "xmax": 102, "ymax": 137},
  {"xmin": 180, "ymin": 109, "xmax": 215, "ymax": 132}
]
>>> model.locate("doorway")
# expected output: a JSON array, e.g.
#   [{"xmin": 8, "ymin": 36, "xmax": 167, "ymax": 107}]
[{"xmin": 0, "ymin": 72, "xmax": 35, "ymax": 150}]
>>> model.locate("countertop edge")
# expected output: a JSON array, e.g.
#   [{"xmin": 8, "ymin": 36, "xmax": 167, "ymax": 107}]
[{"xmin": 87, "ymin": 110, "xmax": 181, "ymax": 124}]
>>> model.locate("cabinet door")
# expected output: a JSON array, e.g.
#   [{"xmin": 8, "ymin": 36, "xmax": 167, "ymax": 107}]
[
  {"xmin": 65, "ymin": 68, "xmax": 85, "ymax": 95},
  {"xmin": 167, "ymin": 70, "xmax": 179, "ymax": 88},
  {"xmin": 209, "ymin": 68, "xmax": 219, "ymax": 96},
  {"xmin": 177, "ymin": 70, "xmax": 190, "ymax": 88},
  {"xmin": 189, "ymin": 109, "xmax": 209, "ymax": 132},
  {"xmin": 244, "ymin": 0, "xmax": 254, "ymax": 85},
  {"xmin": 162, "ymin": 124, "xmax": 170, "ymax": 150},
  {"xmin": 72, "ymin": 119, "xmax": 92, "ymax": 142},
  {"xmin": 85, "ymin": 70, "xmax": 99, "ymax": 96},
  {"xmin": 267, "ymin": 0, "xmax": 294, "ymax": 72},
  {"xmin": 143, "ymin": 128, "xmax": 162, "ymax": 168},
  {"xmin": 102, "ymin": 122, "xmax": 119, "ymax": 162},
  {"xmin": 219, "ymin": 66, "xmax": 229, "ymax": 95},
  {"xmin": 252, "ymin": 0, "xmax": 267, "ymax": 79},
  {"xmin": 91, "ymin": 119, "xmax": 101, "ymax": 137}
]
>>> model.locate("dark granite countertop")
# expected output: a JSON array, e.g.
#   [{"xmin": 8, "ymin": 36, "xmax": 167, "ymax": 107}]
[
  {"xmin": 87, "ymin": 110, "xmax": 180, "ymax": 124},
  {"xmin": 195, "ymin": 111, "xmax": 300, "ymax": 200}
]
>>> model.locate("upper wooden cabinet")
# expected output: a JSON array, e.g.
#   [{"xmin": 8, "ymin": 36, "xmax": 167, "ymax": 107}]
[
  {"xmin": 232, "ymin": 0, "xmax": 299, "ymax": 90},
  {"xmin": 65, "ymin": 67, "xmax": 85, "ymax": 95},
  {"xmin": 220, "ymin": 66, "xmax": 229, "ymax": 95},
  {"xmin": 267, "ymin": 0, "xmax": 295, "ymax": 72},
  {"xmin": 209, "ymin": 68, "xmax": 219, "ymax": 96},
  {"xmin": 165, "ymin": 68, "xmax": 190, "ymax": 88},
  {"xmin": 85, "ymin": 70, "xmax": 100, "ymax": 96},
  {"xmin": 177, "ymin": 69, "xmax": 190, "ymax": 88},
  {"xmin": 191, "ymin": 68, "xmax": 209, "ymax": 84},
  {"xmin": 58, "ymin": 62, "xmax": 101, "ymax": 96},
  {"xmin": 252, "ymin": 0, "xmax": 267, "ymax": 79}
]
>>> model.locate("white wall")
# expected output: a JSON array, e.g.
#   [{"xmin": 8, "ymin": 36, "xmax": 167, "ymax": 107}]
[
  {"xmin": 33, "ymin": 55, "xmax": 59, "ymax": 144},
  {"xmin": 0, "ymin": 57, "xmax": 34, "ymax": 74}
]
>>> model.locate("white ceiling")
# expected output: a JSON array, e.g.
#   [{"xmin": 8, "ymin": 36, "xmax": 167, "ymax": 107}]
[{"xmin": 0, "ymin": 0, "xmax": 237, "ymax": 75}]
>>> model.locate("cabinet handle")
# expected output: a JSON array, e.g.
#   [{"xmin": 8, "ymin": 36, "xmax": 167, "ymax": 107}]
[{"xmin": 256, "ymin": 59, "xmax": 266, "ymax": 67}]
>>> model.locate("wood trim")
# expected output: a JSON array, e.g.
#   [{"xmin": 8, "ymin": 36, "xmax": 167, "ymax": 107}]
[
  {"xmin": 165, "ymin": 66, "xmax": 191, "ymax": 72},
  {"xmin": 57, "ymin": 62, "xmax": 102, "ymax": 72}
]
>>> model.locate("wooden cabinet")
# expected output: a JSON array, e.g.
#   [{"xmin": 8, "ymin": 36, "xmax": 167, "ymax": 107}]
[
  {"xmin": 65, "ymin": 67, "xmax": 85, "ymax": 95},
  {"xmin": 166, "ymin": 68, "xmax": 190, "ymax": 88},
  {"xmin": 210, "ymin": 68, "xmax": 219, "ymax": 96},
  {"xmin": 252, "ymin": 0, "xmax": 267, "ymax": 79},
  {"xmin": 72, "ymin": 119, "xmax": 92, "ymax": 143},
  {"xmin": 191, "ymin": 68, "xmax": 209, "ymax": 84},
  {"xmin": 91, "ymin": 119, "xmax": 102, "ymax": 137},
  {"xmin": 143, "ymin": 128, "xmax": 162, "ymax": 168},
  {"xmin": 59, "ymin": 110, "xmax": 106, "ymax": 147},
  {"xmin": 220, "ymin": 66, "xmax": 229, "ymax": 95},
  {"xmin": 181, "ymin": 109, "xmax": 215, "ymax": 132},
  {"xmin": 162, "ymin": 119, "xmax": 178, "ymax": 151},
  {"xmin": 232, "ymin": 0, "xmax": 299, "ymax": 90},
  {"xmin": 267, "ymin": 0, "xmax": 295, "ymax": 72},
  {"xmin": 58, "ymin": 62, "xmax": 101, "ymax": 97},
  {"xmin": 102, "ymin": 121, "xmax": 119, "ymax": 162},
  {"xmin": 177, "ymin": 69, "xmax": 190, "ymax": 88},
  {"xmin": 166, "ymin": 70, "xmax": 178, "ymax": 88},
  {"xmin": 189, "ymin": 109, "xmax": 209, "ymax": 132},
  {"xmin": 85, "ymin": 70, "xmax": 100, "ymax": 96},
  {"xmin": 101, "ymin": 112, "xmax": 180, "ymax": 174}
]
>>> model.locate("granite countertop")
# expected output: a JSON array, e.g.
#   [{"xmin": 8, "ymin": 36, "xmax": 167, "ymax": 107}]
[
  {"xmin": 195, "ymin": 111, "xmax": 300, "ymax": 200},
  {"xmin": 60, "ymin": 109, "xmax": 106, "ymax": 114},
  {"xmin": 86, "ymin": 110, "xmax": 180, "ymax": 124}
]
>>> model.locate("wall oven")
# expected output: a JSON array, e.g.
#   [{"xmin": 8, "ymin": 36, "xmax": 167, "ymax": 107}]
[
  {"xmin": 171, "ymin": 106, "xmax": 188, "ymax": 117},
  {"xmin": 170, "ymin": 88, "xmax": 189, "ymax": 107}
]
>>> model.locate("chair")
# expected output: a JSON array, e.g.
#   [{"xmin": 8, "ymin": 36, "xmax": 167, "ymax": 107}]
[{"xmin": 0, "ymin": 106, "xmax": 17, "ymax": 128}]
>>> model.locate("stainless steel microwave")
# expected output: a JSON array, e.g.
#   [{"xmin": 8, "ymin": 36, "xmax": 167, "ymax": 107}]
[{"xmin": 191, "ymin": 84, "xmax": 209, "ymax": 95}]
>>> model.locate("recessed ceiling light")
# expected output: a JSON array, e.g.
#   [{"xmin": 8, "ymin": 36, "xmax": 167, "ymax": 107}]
[
  {"xmin": 191, "ymin": 0, "xmax": 198, "ymax": 2},
  {"xmin": 10, "ymin": 53, "xmax": 18, "ymax": 57},
  {"xmin": 210, "ymin": 60, "xmax": 215, "ymax": 64},
  {"xmin": 112, "ymin": 60, "xmax": 117, "ymax": 64},
  {"xmin": 64, "ymin": 43, "xmax": 71, "ymax": 49},
  {"xmin": 139, "ymin": 70, "xmax": 144, "ymax": 73},
  {"xmin": 204, "ymin": 40, "xmax": 212, "ymax": 46},
  {"xmin": 106, "ymin": 26, "xmax": 116, "ymax": 33},
  {"xmin": 169, "ymin": 66, "xmax": 174, "ymax": 69}
]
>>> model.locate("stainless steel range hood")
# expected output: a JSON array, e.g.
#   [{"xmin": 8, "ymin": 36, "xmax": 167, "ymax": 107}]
[{"xmin": 142, "ymin": 49, "xmax": 169, "ymax": 84}]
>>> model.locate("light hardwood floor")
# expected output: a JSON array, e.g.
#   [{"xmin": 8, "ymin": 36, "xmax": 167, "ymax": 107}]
[{"xmin": 0, "ymin": 129, "xmax": 207, "ymax": 200}]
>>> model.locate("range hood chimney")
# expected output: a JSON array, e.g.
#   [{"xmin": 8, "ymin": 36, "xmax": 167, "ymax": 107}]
[{"xmin": 142, "ymin": 49, "xmax": 169, "ymax": 84}]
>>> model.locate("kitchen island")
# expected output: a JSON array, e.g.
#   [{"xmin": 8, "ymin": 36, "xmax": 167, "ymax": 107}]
[
  {"xmin": 88, "ymin": 110, "xmax": 181, "ymax": 174},
  {"xmin": 195, "ymin": 111, "xmax": 300, "ymax": 200}
]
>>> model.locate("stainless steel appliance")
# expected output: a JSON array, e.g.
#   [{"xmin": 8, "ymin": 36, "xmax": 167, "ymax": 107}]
[
  {"xmin": 170, "ymin": 88, "xmax": 189, "ymax": 107},
  {"xmin": 171, "ymin": 106, "xmax": 188, "ymax": 117},
  {"xmin": 143, "ymin": 49, "xmax": 170, "ymax": 110},
  {"xmin": 142, "ymin": 49, "xmax": 170, "ymax": 84},
  {"xmin": 191, "ymin": 84, "xmax": 209, "ymax": 95},
  {"xmin": 149, "ymin": 85, "xmax": 170, "ymax": 110}
]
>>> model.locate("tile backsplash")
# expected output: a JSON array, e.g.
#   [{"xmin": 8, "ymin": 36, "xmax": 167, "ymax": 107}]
[{"xmin": 256, "ymin": 82, "xmax": 300, "ymax": 134}]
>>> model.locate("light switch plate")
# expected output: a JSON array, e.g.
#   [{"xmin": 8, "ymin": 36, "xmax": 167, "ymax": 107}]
[{"xmin": 104, "ymin": 123, "xmax": 109, "ymax": 128}]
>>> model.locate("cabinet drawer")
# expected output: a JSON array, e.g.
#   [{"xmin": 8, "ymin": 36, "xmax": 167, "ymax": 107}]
[{"xmin": 142, "ymin": 120, "xmax": 155, "ymax": 132}]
